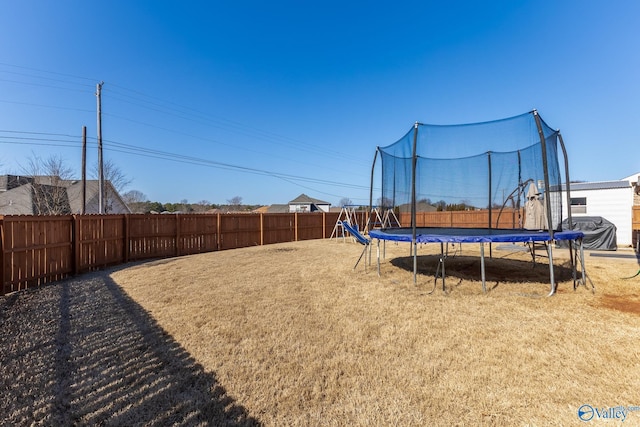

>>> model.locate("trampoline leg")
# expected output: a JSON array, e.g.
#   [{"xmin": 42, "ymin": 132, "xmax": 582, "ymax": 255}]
[
  {"xmin": 569, "ymin": 240, "xmax": 577, "ymax": 290},
  {"xmin": 547, "ymin": 243, "xmax": 556, "ymax": 296},
  {"xmin": 480, "ymin": 243, "xmax": 486, "ymax": 293},
  {"xmin": 353, "ymin": 245, "xmax": 368, "ymax": 270},
  {"xmin": 376, "ymin": 239, "xmax": 381, "ymax": 277},
  {"xmin": 434, "ymin": 242, "xmax": 446, "ymax": 291},
  {"xmin": 413, "ymin": 241, "xmax": 417, "ymax": 285},
  {"xmin": 579, "ymin": 239, "xmax": 587, "ymax": 288},
  {"xmin": 441, "ymin": 242, "xmax": 446, "ymax": 291}
]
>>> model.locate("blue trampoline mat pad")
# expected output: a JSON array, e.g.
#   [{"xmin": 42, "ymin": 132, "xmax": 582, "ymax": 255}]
[{"xmin": 368, "ymin": 227, "xmax": 584, "ymax": 244}]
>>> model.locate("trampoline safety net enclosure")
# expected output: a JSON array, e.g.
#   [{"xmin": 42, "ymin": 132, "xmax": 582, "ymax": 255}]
[{"xmin": 368, "ymin": 110, "xmax": 586, "ymax": 295}]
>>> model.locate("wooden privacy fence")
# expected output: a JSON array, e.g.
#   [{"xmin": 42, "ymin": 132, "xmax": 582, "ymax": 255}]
[
  {"xmin": 1, "ymin": 212, "xmax": 340, "ymax": 296},
  {"xmin": 398, "ymin": 208, "xmax": 523, "ymax": 229},
  {"xmin": 7, "ymin": 206, "xmax": 626, "ymax": 295}
]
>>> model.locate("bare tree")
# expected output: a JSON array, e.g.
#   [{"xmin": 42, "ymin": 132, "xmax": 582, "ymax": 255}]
[
  {"xmin": 192, "ymin": 200, "xmax": 211, "ymax": 213},
  {"xmin": 178, "ymin": 199, "xmax": 191, "ymax": 213},
  {"xmin": 92, "ymin": 159, "xmax": 132, "ymax": 213},
  {"xmin": 339, "ymin": 197, "xmax": 353, "ymax": 207},
  {"xmin": 23, "ymin": 154, "xmax": 74, "ymax": 215},
  {"xmin": 376, "ymin": 197, "xmax": 394, "ymax": 209},
  {"xmin": 122, "ymin": 189, "xmax": 148, "ymax": 213},
  {"xmin": 93, "ymin": 158, "xmax": 132, "ymax": 192},
  {"xmin": 227, "ymin": 196, "xmax": 243, "ymax": 210}
]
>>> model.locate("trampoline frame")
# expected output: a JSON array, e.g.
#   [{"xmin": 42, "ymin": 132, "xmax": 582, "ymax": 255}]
[{"xmin": 368, "ymin": 227, "xmax": 586, "ymax": 295}]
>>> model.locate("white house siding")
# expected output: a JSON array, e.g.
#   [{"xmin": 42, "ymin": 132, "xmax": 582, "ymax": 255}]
[
  {"xmin": 289, "ymin": 203, "xmax": 330, "ymax": 213},
  {"xmin": 562, "ymin": 182, "xmax": 633, "ymax": 246},
  {"xmin": 290, "ymin": 204, "xmax": 311, "ymax": 213}
]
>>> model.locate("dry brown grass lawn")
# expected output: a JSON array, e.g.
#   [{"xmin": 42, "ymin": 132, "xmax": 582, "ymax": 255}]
[
  {"xmin": 111, "ymin": 239, "xmax": 640, "ymax": 426},
  {"xmin": 2, "ymin": 238, "xmax": 640, "ymax": 426}
]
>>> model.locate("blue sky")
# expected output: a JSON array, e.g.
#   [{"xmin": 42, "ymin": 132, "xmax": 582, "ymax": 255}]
[{"xmin": 0, "ymin": 1, "xmax": 638, "ymax": 206}]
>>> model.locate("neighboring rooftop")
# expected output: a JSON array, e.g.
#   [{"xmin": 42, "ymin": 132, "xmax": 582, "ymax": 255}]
[
  {"xmin": 564, "ymin": 180, "xmax": 631, "ymax": 191},
  {"xmin": 288, "ymin": 193, "xmax": 330, "ymax": 205}
]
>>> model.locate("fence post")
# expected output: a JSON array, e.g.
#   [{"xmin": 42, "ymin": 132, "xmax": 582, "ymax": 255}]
[
  {"xmin": 294, "ymin": 212, "xmax": 298, "ymax": 242},
  {"xmin": 175, "ymin": 214, "xmax": 181, "ymax": 257},
  {"xmin": 72, "ymin": 215, "xmax": 80, "ymax": 276},
  {"xmin": 216, "ymin": 213, "xmax": 221, "ymax": 251},
  {"xmin": 124, "ymin": 214, "xmax": 130, "ymax": 263},
  {"xmin": 322, "ymin": 212, "xmax": 326, "ymax": 238},
  {"xmin": 260, "ymin": 213, "xmax": 264, "ymax": 246}
]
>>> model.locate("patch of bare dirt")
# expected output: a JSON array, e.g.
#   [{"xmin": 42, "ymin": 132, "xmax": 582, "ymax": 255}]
[{"xmin": 598, "ymin": 293, "xmax": 640, "ymax": 315}]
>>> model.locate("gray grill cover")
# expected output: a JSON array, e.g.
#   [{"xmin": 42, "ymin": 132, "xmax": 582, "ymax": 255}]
[{"xmin": 559, "ymin": 216, "xmax": 617, "ymax": 250}]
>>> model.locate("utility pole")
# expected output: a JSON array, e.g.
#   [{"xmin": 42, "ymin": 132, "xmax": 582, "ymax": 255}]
[
  {"xmin": 82, "ymin": 126, "xmax": 87, "ymax": 214},
  {"xmin": 96, "ymin": 82, "xmax": 104, "ymax": 214}
]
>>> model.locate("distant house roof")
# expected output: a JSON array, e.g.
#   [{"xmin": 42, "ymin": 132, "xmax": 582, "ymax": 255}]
[
  {"xmin": 0, "ymin": 183, "xmax": 36, "ymax": 214},
  {"xmin": 265, "ymin": 204, "xmax": 290, "ymax": 213},
  {"xmin": 563, "ymin": 181, "xmax": 631, "ymax": 191},
  {"xmin": 0, "ymin": 175, "xmax": 32, "ymax": 192},
  {"xmin": 289, "ymin": 193, "xmax": 330, "ymax": 205},
  {"xmin": 0, "ymin": 174, "xmax": 131, "ymax": 215},
  {"xmin": 64, "ymin": 180, "xmax": 131, "ymax": 214},
  {"xmin": 253, "ymin": 205, "xmax": 289, "ymax": 214}
]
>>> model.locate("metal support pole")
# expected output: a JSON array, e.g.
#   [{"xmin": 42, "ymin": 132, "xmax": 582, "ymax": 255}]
[
  {"xmin": 533, "ymin": 110, "xmax": 557, "ymax": 294},
  {"xmin": 480, "ymin": 243, "xmax": 486, "ymax": 293},
  {"xmin": 369, "ymin": 150, "xmax": 378, "ymax": 233},
  {"xmin": 440, "ymin": 242, "xmax": 445, "ymax": 291},
  {"xmin": 487, "ymin": 151, "xmax": 492, "ymax": 229},
  {"xmin": 547, "ymin": 242, "xmax": 557, "ymax": 296},
  {"xmin": 569, "ymin": 240, "xmax": 577, "ymax": 290},
  {"xmin": 411, "ymin": 122, "xmax": 419, "ymax": 285},
  {"xmin": 579, "ymin": 238, "xmax": 587, "ymax": 288},
  {"xmin": 533, "ymin": 110, "xmax": 554, "ymax": 237},
  {"xmin": 376, "ymin": 239, "xmax": 381, "ymax": 276},
  {"xmin": 558, "ymin": 132, "xmax": 574, "ymax": 230},
  {"xmin": 487, "ymin": 151, "xmax": 493, "ymax": 258}
]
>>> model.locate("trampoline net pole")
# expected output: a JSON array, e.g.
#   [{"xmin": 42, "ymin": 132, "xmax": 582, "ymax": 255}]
[
  {"xmin": 411, "ymin": 123, "xmax": 419, "ymax": 284},
  {"xmin": 369, "ymin": 149, "xmax": 378, "ymax": 232},
  {"xmin": 558, "ymin": 132, "xmax": 573, "ymax": 229},
  {"xmin": 487, "ymin": 151, "xmax": 493, "ymax": 258},
  {"xmin": 534, "ymin": 110, "xmax": 557, "ymax": 293}
]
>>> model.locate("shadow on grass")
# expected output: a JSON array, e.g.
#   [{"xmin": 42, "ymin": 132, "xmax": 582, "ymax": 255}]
[
  {"xmin": 390, "ymin": 254, "xmax": 577, "ymax": 285},
  {"xmin": 0, "ymin": 270, "xmax": 260, "ymax": 426}
]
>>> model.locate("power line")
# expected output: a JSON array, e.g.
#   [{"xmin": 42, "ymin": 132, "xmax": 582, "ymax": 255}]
[
  {"xmin": 0, "ymin": 62, "xmax": 96, "ymax": 83},
  {"xmin": 0, "ymin": 98, "xmax": 93, "ymax": 114},
  {"xmin": 0, "ymin": 77, "xmax": 92, "ymax": 93},
  {"xmin": 0, "ymin": 69, "xmax": 95, "ymax": 88},
  {"xmin": 103, "ymin": 83, "xmax": 369, "ymax": 165},
  {"xmin": 100, "ymin": 111, "xmax": 365, "ymax": 178},
  {"xmin": 0, "ymin": 64, "xmax": 376, "ymax": 199},
  {"xmin": 0, "ymin": 130, "xmax": 371, "ymax": 192},
  {"xmin": 0, "ymin": 129, "xmax": 82, "ymax": 138},
  {"xmin": 0, "ymin": 63, "xmax": 369, "ymax": 167},
  {"xmin": 100, "ymin": 139, "xmax": 369, "ymax": 191}
]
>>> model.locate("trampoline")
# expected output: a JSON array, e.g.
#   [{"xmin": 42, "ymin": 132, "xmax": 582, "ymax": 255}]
[
  {"xmin": 363, "ymin": 110, "xmax": 588, "ymax": 296},
  {"xmin": 369, "ymin": 227, "xmax": 586, "ymax": 295}
]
